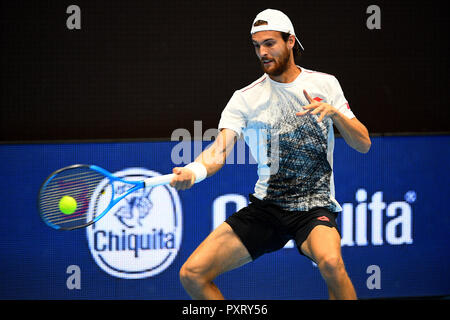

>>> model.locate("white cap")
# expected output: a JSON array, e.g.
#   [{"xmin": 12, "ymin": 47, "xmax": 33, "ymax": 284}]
[{"xmin": 250, "ymin": 8, "xmax": 304, "ymax": 51}]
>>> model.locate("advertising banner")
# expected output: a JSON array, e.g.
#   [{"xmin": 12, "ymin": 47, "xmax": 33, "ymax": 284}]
[{"xmin": 0, "ymin": 135, "xmax": 449, "ymax": 299}]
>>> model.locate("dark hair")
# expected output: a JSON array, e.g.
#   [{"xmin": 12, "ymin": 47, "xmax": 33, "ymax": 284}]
[{"xmin": 281, "ymin": 32, "xmax": 301, "ymax": 59}]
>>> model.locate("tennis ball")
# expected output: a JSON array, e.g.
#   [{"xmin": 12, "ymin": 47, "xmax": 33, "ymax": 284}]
[{"xmin": 59, "ymin": 196, "xmax": 77, "ymax": 215}]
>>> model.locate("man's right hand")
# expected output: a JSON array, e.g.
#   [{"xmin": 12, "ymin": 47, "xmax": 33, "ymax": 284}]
[
  {"xmin": 169, "ymin": 128, "xmax": 238, "ymax": 191},
  {"xmin": 170, "ymin": 167, "xmax": 196, "ymax": 190}
]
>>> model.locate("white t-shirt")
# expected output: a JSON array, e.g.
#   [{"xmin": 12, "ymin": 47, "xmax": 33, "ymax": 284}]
[{"xmin": 218, "ymin": 66, "xmax": 355, "ymax": 212}]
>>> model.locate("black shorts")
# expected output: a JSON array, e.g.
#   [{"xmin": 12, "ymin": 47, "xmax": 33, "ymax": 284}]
[{"xmin": 225, "ymin": 194, "xmax": 340, "ymax": 261}]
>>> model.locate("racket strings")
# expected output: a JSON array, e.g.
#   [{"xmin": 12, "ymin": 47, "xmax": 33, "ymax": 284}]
[
  {"xmin": 39, "ymin": 178, "xmax": 104, "ymax": 207},
  {"xmin": 39, "ymin": 171, "xmax": 103, "ymax": 199},
  {"xmin": 39, "ymin": 167, "xmax": 109, "ymax": 229}
]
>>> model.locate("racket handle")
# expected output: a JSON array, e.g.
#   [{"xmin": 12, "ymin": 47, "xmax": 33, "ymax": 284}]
[{"xmin": 143, "ymin": 173, "xmax": 175, "ymax": 188}]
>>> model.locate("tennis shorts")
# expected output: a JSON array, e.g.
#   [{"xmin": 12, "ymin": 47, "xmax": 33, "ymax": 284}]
[{"xmin": 225, "ymin": 194, "xmax": 341, "ymax": 261}]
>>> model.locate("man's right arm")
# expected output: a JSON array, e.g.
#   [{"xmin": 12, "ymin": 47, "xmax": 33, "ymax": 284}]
[{"xmin": 170, "ymin": 128, "xmax": 238, "ymax": 190}]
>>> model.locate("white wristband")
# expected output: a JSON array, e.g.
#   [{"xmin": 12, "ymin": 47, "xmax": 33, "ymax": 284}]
[{"xmin": 184, "ymin": 162, "xmax": 208, "ymax": 183}]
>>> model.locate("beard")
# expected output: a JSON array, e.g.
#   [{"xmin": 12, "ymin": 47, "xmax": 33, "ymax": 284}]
[{"xmin": 259, "ymin": 47, "xmax": 291, "ymax": 76}]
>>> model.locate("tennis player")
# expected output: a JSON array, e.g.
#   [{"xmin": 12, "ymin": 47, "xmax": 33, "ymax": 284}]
[{"xmin": 171, "ymin": 9, "xmax": 370, "ymax": 300}]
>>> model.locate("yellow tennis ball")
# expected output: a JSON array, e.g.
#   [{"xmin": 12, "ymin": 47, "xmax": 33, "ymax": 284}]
[{"xmin": 59, "ymin": 196, "xmax": 77, "ymax": 215}]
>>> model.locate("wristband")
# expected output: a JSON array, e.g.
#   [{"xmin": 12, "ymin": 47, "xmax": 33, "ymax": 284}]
[{"xmin": 184, "ymin": 162, "xmax": 208, "ymax": 183}]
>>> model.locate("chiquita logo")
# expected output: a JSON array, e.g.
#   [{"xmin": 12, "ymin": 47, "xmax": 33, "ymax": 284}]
[{"xmin": 86, "ymin": 168, "xmax": 182, "ymax": 279}]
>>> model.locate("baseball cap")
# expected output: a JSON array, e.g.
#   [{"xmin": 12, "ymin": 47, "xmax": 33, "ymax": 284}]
[{"xmin": 250, "ymin": 8, "xmax": 304, "ymax": 51}]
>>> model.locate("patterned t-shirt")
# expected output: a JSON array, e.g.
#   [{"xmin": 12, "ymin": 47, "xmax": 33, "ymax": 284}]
[{"xmin": 218, "ymin": 66, "xmax": 355, "ymax": 212}]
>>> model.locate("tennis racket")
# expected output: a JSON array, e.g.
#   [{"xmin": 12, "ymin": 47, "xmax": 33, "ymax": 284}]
[{"xmin": 38, "ymin": 164, "xmax": 176, "ymax": 230}]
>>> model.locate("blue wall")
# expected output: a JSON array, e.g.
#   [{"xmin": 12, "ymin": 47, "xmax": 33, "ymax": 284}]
[{"xmin": 0, "ymin": 135, "xmax": 449, "ymax": 299}]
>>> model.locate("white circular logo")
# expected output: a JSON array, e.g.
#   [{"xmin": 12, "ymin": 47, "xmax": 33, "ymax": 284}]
[{"xmin": 86, "ymin": 168, "xmax": 182, "ymax": 279}]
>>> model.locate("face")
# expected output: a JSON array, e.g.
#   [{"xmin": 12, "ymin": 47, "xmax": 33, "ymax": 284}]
[{"xmin": 251, "ymin": 30, "xmax": 294, "ymax": 76}]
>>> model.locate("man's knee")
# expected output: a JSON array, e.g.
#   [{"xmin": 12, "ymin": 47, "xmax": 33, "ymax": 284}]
[
  {"xmin": 179, "ymin": 262, "xmax": 209, "ymax": 290},
  {"xmin": 317, "ymin": 255, "xmax": 346, "ymax": 280}
]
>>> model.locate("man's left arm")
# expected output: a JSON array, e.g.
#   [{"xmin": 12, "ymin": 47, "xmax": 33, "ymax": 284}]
[
  {"xmin": 297, "ymin": 89, "xmax": 371, "ymax": 154},
  {"xmin": 330, "ymin": 112, "xmax": 371, "ymax": 153}
]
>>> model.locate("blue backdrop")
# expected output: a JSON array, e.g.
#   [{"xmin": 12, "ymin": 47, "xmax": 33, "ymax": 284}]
[{"xmin": 0, "ymin": 135, "xmax": 449, "ymax": 299}]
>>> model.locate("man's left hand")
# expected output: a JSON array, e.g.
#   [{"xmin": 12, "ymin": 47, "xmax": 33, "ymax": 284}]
[{"xmin": 296, "ymin": 89, "xmax": 338, "ymax": 122}]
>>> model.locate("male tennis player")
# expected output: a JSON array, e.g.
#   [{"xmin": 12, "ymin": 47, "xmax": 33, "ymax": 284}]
[{"xmin": 171, "ymin": 9, "xmax": 370, "ymax": 300}]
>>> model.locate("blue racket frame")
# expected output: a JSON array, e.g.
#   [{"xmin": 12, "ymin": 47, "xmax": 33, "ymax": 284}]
[
  {"xmin": 39, "ymin": 165, "xmax": 144, "ymax": 230},
  {"xmin": 39, "ymin": 164, "xmax": 175, "ymax": 230},
  {"xmin": 87, "ymin": 165, "xmax": 145, "ymax": 226}
]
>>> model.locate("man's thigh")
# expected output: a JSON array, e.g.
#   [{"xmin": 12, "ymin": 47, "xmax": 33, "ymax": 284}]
[
  {"xmin": 299, "ymin": 225, "xmax": 342, "ymax": 263},
  {"xmin": 183, "ymin": 222, "xmax": 252, "ymax": 279}
]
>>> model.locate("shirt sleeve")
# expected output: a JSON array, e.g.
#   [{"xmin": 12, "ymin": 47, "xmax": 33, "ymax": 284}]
[
  {"xmin": 329, "ymin": 76, "xmax": 355, "ymax": 120},
  {"xmin": 218, "ymin": 91, "xmax": 247, "ymax": 137}
]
